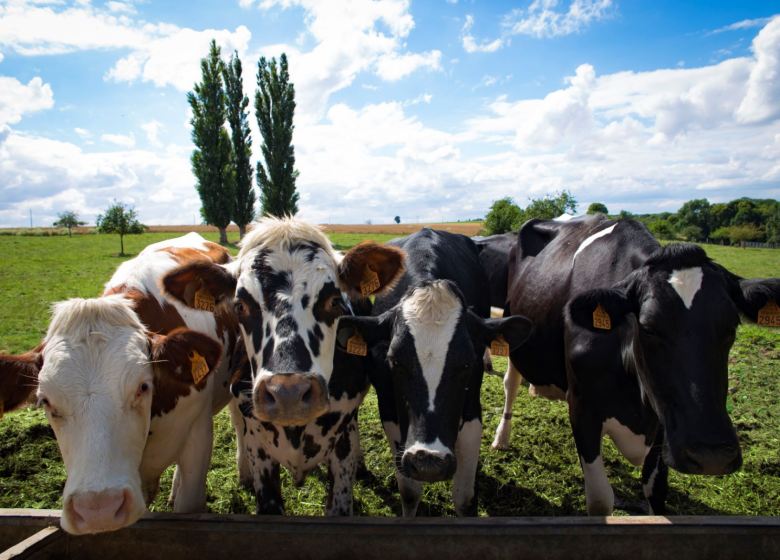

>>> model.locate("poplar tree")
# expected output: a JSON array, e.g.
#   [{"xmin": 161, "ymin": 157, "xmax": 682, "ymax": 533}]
[
  {"xmin": 255, "ymin": 53, "xmax": 299, "ymax": 218},
  {"xmin": 189, "ymin": 39, "xmax": 234, "ymax": 244},
  {"xmin": 223, "ymin": 50, "xmax": 255, "ymax": 239}
]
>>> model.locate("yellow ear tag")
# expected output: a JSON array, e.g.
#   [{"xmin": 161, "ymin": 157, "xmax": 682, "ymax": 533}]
[
  {"xmin": 189, "ymin": 350, "xmax": 210, "ymax": 384},
  {"xmin": 360, "ymin": 266, "xmax": 381, "ymax": 297},
  {"xmin": 757, "ymin": 300, "xmax": 780, "ymax": 328},
  {"xmin": 346, "ymin": 331, "xmax": 368, "ymax": 356},
  {"xmin": 194, "ymin": 283, "xmax": 216, "ymax": 313},
  {"xmin": 490, "ymin": 335, "xmax": 510, "ymax": 357},
  {"xmin": 593, "ymin": 304, "xmax": 611, "ymax": 330}
]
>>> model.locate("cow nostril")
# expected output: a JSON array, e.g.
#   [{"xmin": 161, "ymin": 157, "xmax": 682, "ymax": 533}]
[
  {"xmin": 263, "ymin": 387, "xmax": 276, "ymax": 406},
  {"xmin": 301, "ymin": 387, "xmax": 312, "ymax": 405}
]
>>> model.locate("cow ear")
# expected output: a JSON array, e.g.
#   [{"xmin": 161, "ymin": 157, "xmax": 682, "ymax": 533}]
[
  {"xmin": 736, "ymin": 278, "xmax": 780, "ymax": 324},
  {"xmin": 0, "ymin": 344, "xmax": 44, "ymax": 415},
  {"xmin": 338, "ymin": 242, "xmax": 405, "ymax": 299},
  {"xmin": 467, "ymin": 310, "xmax": 532, "ymax": 351},
  {"xmin": 336, "ymin": 313, "xmax": 393, "ymax": 353},
  {"xmin": 148, "ymin": 329, "xmax": 223, "ymax": 386},
  {"xmin": 567, "ymin": 288, "xmax": 635, "ymax": 333},
  {"xmin": 161, "ymin": 261, "xmax": 237, "ymax": 309}
]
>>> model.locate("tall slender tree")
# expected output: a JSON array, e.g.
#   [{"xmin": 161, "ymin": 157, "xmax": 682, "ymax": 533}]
[
  {"xmin": 255, "ymin": 53, "xmax": 299, "ymax": 218},
  {"xmin": 223, "ymin": 50, "xmax": 255, "ymax": 239},
  {"xmin": 188, "ymin": 39, "xmax": 234, "ymax": 244}
]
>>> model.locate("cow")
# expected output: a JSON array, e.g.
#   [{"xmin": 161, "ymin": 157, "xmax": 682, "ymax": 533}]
[
  {"xmin": 160, "ymin": 217, "xmax": 405, "ymax": 515},
  {"xmin": 492, "ymin": 214, "xmax": 780, "ymax": 515},
  {"xmin": 336, "ymin": 228, "xmax": 532, "ymax": 516},
  {"xmin": 0, "ymin": 233, "xmax": 241, "ymax": 534}
]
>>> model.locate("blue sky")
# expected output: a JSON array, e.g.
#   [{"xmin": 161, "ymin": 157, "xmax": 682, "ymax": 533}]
[{"xmin": 0, "ymin": 0, "xmax": 779, "ymax": 227}]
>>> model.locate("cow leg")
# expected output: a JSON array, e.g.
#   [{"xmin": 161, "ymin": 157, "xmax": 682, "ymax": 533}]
[
  {"xmin": 642, "ymin": 427, "xmax": 669, "ymax": 515},
  {"xmin": 325, "ymin": 418, "xmax": 361, "ymax": 516},
  {"xmin": 571, "ymin": 408, "xmax": 613, "ymax": 516},
  {"xmin": 248, "ymin": 445, "xmax": 285, "ymax": 515},
  {"xmin": 483, "ymin": 348, "xmax": 494, "ymax": 374},
  {"xmin": 227, "ymin": 399, "xmax": 251, "ymax": 488},
  {"xmin": 491, "ymin": 360, "xmax": 522, "ymax": 450},
  {"xmin": 452, "ymin": 418, "xmax": 482, "ymax": 517},
  {"xmin": 167, "ymin": 466, "xmax": 181, "ymax": 507},
  {"xmin": 383, "ymin": 421, "xmax": 423, "ymax": 517},
  {"xmin": 172, "ymin": 410, "xmax": 213, "ymax": 513}
]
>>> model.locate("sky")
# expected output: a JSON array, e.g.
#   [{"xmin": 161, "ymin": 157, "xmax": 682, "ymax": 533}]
[{"xmin": 1, "ymin": 0, "xmax": 779, "ymax": 227}]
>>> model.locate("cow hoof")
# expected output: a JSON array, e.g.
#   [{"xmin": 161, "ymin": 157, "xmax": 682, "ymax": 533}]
[
  {"xmin": 239, "ymin": 477, "xmax": 253, "ymax": 490},
  {"xmin": 490, "ymin": 442, "xmax": 511, "ymax": 451}
]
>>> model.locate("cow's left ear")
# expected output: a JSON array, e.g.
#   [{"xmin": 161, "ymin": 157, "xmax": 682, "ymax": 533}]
[
  {"xmin": 0, "ymin": 344, "xmax": 45, "ymax": 415},
  {"xmin": 467, "ymin": 310, "xmax": 532, "ymax": 351},
  {"xmin": 338, "ymin": 242, "xmax": 405, "ymax": 299},
  {"xmin": 567, "ymin": 288, "xmax": 636, "ymax": 333},
  {"xmin": 148, "ymin": 328, "xmax": 223, "ymax": 386},
  {"xmin": 335, "ymin": 312, "xmax": 394, "ymax": 353},
  {"xmin": 736, "ymin": 278, "xmax": 780, "ymax": 323}
]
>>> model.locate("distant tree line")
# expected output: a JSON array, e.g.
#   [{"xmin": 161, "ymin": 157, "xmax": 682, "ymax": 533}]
[
  {"xmin": 484, "ymin": 191, "xmax": 578, "ymax": 235},
  {"xmin": 189, "ymin": 40, "xmax": 299, "ymax": 243}
]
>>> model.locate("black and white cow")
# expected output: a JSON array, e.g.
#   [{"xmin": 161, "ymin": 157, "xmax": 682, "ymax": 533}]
[
  {"xmin": 162, "ymin": 217, "xmax": 405, "ymax": 515},
  {"xmin": 337, "ymin": 228, "xmax": 532, "ymax": 516},
  {"xmin": 494, "ymin": 214, "xmax": 780, "ymax": 515}
]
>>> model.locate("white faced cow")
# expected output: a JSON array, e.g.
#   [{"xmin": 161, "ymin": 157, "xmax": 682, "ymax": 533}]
[
  {"xmin": 161, "ymin": 217, "xmax": 405, "ymax": 515},
  {"xmin": 0, "ymin": 233, "xmax": 240, "ymax": 534},
  {"xmin": 336, "ymin": 228, "xmax": 532, "ymax": 516}
]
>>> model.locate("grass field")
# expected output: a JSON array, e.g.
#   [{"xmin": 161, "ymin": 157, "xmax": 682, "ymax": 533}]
[{"xmin": 1, "ymin": 233, "xmax": 779, "ymax": 517}]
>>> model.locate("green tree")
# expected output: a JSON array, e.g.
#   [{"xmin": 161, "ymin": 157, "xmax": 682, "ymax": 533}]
[
  {"xmin": 52, "ymin": 210, "xmax": 86, "ymax": 237},
  {"xmin": 766, "ymin": 209, "xmax": 780, "ymax": 245},
  {"xmin": 223, "ymin": 50, "xmax": 255, "ymax": 239},
  {"xmin": 521, "ymin": 190, "xmax": 578, "ymax": 222},
  {"xmin": 394, "ymin": 216, "xmax": 401, "ymax": 224},
  {"xmin": 677, "ymin": 199, "xmax": 711, "ymax": 238},
  {"xmin": 485, "ymin": 197, "xmax": 523, "ymax": 235},
  {"xmin": 711, "ymin": 227, "xmax": 732, "ymax": 245},
  {"xmin": 95, "ymin": 201, "xmax": 147, "ymax": 256},
  {"xmin": 650, "ymin": 219, "xmax": 675, "ymax": 240},
  {"xmin": 586, "ymin": 202, "xmax": 609, "ymax": 215},
  {"xmin": 728, "ymin": 224, "xmax": 763, "ymax": 248},
  {"xmin": 618, "ymin": 209, "xmax": 634, "ymax": 221},
  {"xmin": 255, "ymin": 53, "xmax": 299, "ymax": 218},
  {"xmin": 678, "ymin": 224, "xmax": 703, "ymax": 242},
  {"xmin": 189, "ymin": 39, "xmax": 235, "ymax": 244}
]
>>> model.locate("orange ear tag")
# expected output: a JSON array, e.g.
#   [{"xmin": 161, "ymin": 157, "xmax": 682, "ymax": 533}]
[
  {"xmin": 346, "ymin": 331, "xmax": 368, "ymax": 356},
  {"xmin": 189, "ymin": 350, "xmax": 210, "ymax": 384},
  {"xmin": 490, "ymin": 335, "xmax": 510, "ymax": 357},
  {"xmin": 194, "ymin": 283, "xmax": 216, "ymax": 313},
  {"xmin": 757, "ymin": 300, "xmax": 780, "ymax": 328},
  {"xmin": 360, "ymin": 266, "xmax": 381, "ymax": 297},
  {"xmin": 593, "ymin": 304, "xmax": 611, "ymax": 330}
]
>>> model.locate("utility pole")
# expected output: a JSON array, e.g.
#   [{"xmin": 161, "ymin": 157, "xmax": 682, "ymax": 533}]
[{"xmin": 29, "ymin": 209, "xmax": 32, "ymax": 229}]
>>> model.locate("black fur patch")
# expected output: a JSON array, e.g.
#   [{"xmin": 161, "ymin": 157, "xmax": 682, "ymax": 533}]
[{"xmin": 315, "ymin": 411, "xmax": 342, "ymax": 436}]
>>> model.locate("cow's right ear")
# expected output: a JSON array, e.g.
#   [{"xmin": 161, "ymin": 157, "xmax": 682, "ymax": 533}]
[
  {"xmin": 336, "ymin": 312, "xmax": 394, "ymax": 353},
  {"xmin": 148, "ymin": 329, "xmax": 223, "ymax": 387},
  {"xmin": 161, "ymin": 261, "xmax": 237, "ymax": 309},
  {"xmin": 0, "ymin": 344, "xmax": 44, "ymax": 416},
  {"xmin": 338, "ymin": 242, "xmax": 405, "ymax": 299},
  {"xmin": 567, "ymin": 288, "xmax": 636, "ymax": 333}
]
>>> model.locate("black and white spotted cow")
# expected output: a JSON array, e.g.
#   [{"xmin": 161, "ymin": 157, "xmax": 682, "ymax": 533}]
[
  {"xmin": 337, "ymin": 228, "xmax": 532, "ymax": 516},
  {"xmin": 162, "ymin": 217, "xmax": 405, "ymax": 515},
  {"xmin": 495, "ymin": 214, "xmax": 780, "ymax": 515}
]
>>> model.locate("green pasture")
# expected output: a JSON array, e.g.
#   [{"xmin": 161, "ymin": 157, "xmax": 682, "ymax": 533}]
[{"xmin": 0, "ymin": 233, "xmax": 778, "ymax": 517}]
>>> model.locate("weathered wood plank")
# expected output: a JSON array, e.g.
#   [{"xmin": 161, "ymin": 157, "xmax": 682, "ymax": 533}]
[{"xmin": 0, "ymin": 527, "xmax": 62, "ymax": 560}]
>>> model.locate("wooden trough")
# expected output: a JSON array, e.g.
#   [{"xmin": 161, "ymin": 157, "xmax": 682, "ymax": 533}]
[{"xmin": 2, "ymin": 510, "xmax": 779, "ymax": 560}]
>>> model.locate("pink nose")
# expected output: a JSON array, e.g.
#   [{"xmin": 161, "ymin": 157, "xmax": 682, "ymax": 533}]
[{"xmin": 69, "ymin": 489, "xmax": 132, "ymax": 533}]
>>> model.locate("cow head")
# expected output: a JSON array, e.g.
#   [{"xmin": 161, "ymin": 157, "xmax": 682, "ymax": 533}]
[
  {"xmin": 162, "ymin": 217, "xmax": 404, "ymax": 427},
  {"xmin": 337, "ymin": 280, "xmax": 532, "ymax": 483},
  {"xmin": 1, "ymin": 296, "xmax": 222, "ymax": 535},
  {"xmin": 567, "ymin": 244, "xmax": 780, "ymax": 476}
]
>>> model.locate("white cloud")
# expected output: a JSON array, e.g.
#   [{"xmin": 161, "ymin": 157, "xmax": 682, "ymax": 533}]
[
  {"xmin": 461, "ymin": 15, "xmax": 505, "ymax": 53},
  {"xmin": 375, "ymin": 50, "xmax": 441, "ymax": 81},
  {"xmin": 710, "ymin": 16, "xmax": 776, "ymax": 35},
  {"xmin": 404, "ymin": 93, "xmax": 432, "ymax": 106},
  {"xmin": 140, "ymin": 119, "xmax": 164, "ymax": 147},
  {"xmin": 105, "ymin": 2, "xmax": 136, "ymax": 14},
  {"xmin": 0, "ymin": 75, "xmax": 54, "ymax": 125},
  {"xmin": 101, "ymin": 132, "xmax": 136, "ymax": 148},
  {"xmin": 504, "ymin": 0, "xmax": 614, "ymax": 39},
  {"xmin": 736, "ymin": 17, "xmax": 780, "ymax": 124},
  {"xmin": 74, "ymin": 127, "xmax": 90, "ymax": 138}
]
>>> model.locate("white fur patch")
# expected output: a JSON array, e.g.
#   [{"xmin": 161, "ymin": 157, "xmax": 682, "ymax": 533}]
[
  {"xmin": 603, "ymin": 417, "xmax": 649, "ymax": 467},
  {"xmin": 401, "ymin": 282, "xmax": 462, "ymax": 413},
  {"xmin": 573, "ymin": 224, "xmax": 617, "ymax": 263},
  {"xmin": 580, "ymin": 454, "xmax": 614, "ymax": 516},
  {"xmin": 404, "ymin": 437, "xmax": 452, "ymax": 457},
  {"xmin": 668, "ymin": 267, "xmax": 703, "ymax": 310}
]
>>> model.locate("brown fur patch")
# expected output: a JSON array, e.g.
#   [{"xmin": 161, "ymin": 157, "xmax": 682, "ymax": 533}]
[
  {"xmin": 158, "ymin": 243, "xmax": 232, "ymax": 266},
  {"xmin": 161, "ymin": 261, "xmax": 237, "ymax": 309},
  {"xmin": 0, "ymin": 344, "xmax": 45, "ymax": 413},
  {"xmin": 338, "ymin": 241, "xmax": 405, "ymax": 299}
]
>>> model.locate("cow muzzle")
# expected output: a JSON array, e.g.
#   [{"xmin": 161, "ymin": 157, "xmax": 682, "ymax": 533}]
[
  {"xmin": 402, "ymin": 449, "xmax": 456, "ymax": 483},
  {"xmin": 674, "ymin": 442, "xmax": 742, "ymax": 475},
  {"xmin": 253, "ymin": 373, "xmax": 329, "ymax": 426},
  {"xmin": 65, "ymin": 488, "xmax": 138, "ymax": 534}
]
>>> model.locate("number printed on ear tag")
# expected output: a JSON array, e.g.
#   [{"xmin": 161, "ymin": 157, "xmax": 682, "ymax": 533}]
[
  {"xmin": 758, "ymin": 300, "xmax": 780, "ymax": 328},
  {"xmin": 593, "ymin": 304, "xmax": 611, "ymax": 330},
  {"xmin": 346, "ymin": 331, "xmax": 368, "ymax": 356},
  {"xmin": 194, "ymin": 283, "xmax": 216, "ymax": 313},
  {"xmin": 360, "ymin": 266, "xmax": 381, "ymax": 297},
  {"xmin": 189, "ymin": 350, "xmax": 210, "ymax": 384},
  {"xmin": 490, "ymin": 335, "xmax": 510, "ymax": 357}
]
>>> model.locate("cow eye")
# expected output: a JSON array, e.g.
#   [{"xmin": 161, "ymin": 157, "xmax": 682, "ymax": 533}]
[
  {"xmin": 330, "ymin": 297, "xmax": 342, "ymax": 309},
  {"xmin": 234, "ymin": 301, "xmax": 247, "ymax": 315},
  {"xmin": 137, "ymin": 382, "xmax": 150, "ymax": 397},
  {"xmin": 640, "ymin": 324, "xmax": 656, "ymax": 337},
  {"xmin": 38, "ymin": 397, "xmax": 61, "ymax": 418}
]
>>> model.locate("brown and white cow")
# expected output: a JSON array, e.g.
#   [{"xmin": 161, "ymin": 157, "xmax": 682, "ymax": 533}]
[
  {"xmin": 0, "ymin": 233, "xmax": 240, "ymax": 534},
  {"xmin": 161, "ymin": 217, "xmax": 405, "ymax": 515}
]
